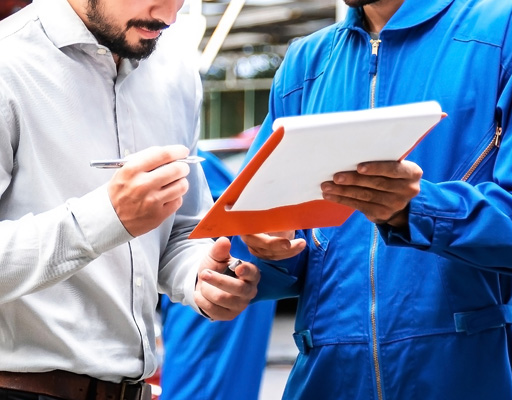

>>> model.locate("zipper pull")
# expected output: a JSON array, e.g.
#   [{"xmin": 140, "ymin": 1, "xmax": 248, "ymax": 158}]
[
  {"xmin": 370, "ymin": 39, "xmax": 381, "ymax": 56},
  {"xmin": 494, "ymin": 125, "xmax": 503, "ymax": 148},
  {"xmin": 369, "ymin": 39, "xmax": 381, "ymax": 76}
]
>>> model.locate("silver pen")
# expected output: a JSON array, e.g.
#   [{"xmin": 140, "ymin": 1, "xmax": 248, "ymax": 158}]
[{"xmin": 90, "ymin": 155, "xmax": 205, "ymax": 168}]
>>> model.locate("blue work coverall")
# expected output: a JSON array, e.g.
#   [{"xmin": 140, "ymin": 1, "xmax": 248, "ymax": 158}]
[{"xmin": 232, "ymin": 0, "xmax": 512, "ymax": 399}]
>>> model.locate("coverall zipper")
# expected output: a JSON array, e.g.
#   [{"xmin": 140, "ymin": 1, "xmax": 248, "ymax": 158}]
[
  {"xmin": 369, "ymin": 37, "xmax": 384, "ymax": 400},
  {"xmin": 461, "ymin": 125, "xmax": 502, "ymax": 181},
  {"xmin": 312, "ymin": 228, "xmax": 321, "ymax": 247},
  {"xmin": 311, "ymin": 37, "xmax": 386, "ymax": 400}
]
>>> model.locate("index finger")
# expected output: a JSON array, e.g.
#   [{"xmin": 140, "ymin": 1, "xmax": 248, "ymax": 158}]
[
  {"xmin": 233, "ymin": 261, "xmax": 261, "ymax": 283},
  {"xmin": 126, "ymin": 145, "xmax": 190, "ymax": 172},
  {"xmin": 241, "ymin": 233, "xmax": 292, "ymax": 253},
  {"xmin": 356, "ymin": 160, "xmax": 422, "ymax": 179},
  {"xmin": 199, "ymin": 262, "xmax": 260, "ymax": 294},
  {"xmin": 241, "ymin": 233, "xmax": 306, "ymax": 260}
]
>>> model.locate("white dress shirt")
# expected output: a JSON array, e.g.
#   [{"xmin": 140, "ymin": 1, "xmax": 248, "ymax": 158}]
[{"xmin": 0, "ymin": 0, "xmax": 214, "ymax": 382}]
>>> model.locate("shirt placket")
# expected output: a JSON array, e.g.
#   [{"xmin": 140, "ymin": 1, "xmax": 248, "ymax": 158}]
[{"xmin": 114, "ymin": 63, "xmax": 154, "ymax": 376}]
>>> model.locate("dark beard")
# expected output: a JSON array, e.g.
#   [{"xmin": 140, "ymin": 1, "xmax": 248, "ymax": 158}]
[
  {"xmin": 344, "ymin": 0, "xmax": 381, "ymax": 7},
  {"xmin": 86, "ymin": 0, "xmax": 168, "ymax": 60}
]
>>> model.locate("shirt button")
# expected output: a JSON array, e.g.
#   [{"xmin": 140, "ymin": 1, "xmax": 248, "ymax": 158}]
[
  {"xmin": 124, "ymin": 149, "xmax": 132, "ymax": 157},
  {"xmin": 136, "ymin": 277, "xmax": 142, "ymax": 287},
  {"xmin": 97, "ymin": 48, "xmax": 107, "ymax": 55}
]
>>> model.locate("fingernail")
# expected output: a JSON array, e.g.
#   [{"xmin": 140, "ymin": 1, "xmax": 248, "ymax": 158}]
[{"xmin": 334, "ymin": 175, "xmax": 345, "ymax": 184}]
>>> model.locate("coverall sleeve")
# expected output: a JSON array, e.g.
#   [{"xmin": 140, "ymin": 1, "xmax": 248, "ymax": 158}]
[{"xmin": 381, "ymin": 34, "xmax": 512, "ymax": 273}]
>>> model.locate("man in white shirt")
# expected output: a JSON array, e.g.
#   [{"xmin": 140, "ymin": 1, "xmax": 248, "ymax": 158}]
[{"xmin": 0, "ymin": 0, "xmax": 260, "ymax": 398}]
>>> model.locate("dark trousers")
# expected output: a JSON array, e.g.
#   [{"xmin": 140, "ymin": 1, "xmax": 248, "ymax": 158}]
[{"xmin": 0, "ymin": 389, "xmax": 59, "ymax": 400}]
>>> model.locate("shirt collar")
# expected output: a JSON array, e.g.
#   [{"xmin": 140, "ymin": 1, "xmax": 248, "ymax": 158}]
[
  {"xmin": 34, "ymin": 0, "xmax": 98, "ymax": 49},
  {"xmin": 342, "ymin": 0, "xmax": 454, "ymax": 32},
  {"xmin": 33, "ymin": 0, "xmax": 142, "ymax": 72}
]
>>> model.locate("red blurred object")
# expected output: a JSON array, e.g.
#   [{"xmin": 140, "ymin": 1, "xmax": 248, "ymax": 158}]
[
  {"xmin": 198, "ymin": 126, "xmax": 259, "ymax": 154},
  {"xmin": 198, "ymin": 126, "xmax": 260, "ymax": 176},
  {"xmin": 145, "ymin": 359, "xmax": 162, "ymax": 400},
  {"xmin": 0, "ymin": 0, "xmax": 31, "ymax": 20}
]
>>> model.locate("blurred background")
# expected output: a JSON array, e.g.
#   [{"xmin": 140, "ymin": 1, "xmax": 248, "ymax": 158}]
[{"xmin": 192, "ymin": 0, "xmax": 347, "ymax": 140}]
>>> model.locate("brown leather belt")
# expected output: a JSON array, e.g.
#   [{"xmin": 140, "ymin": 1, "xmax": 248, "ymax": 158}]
[{"xmin": 0, "ymin": 370, "xmax": 152, "ymax": 400}]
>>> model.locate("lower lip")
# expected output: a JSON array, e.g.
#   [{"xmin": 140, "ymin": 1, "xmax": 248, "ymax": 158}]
[{"xmin": 136, "ymin": 27, "xmax": 161, "ymax": 39}]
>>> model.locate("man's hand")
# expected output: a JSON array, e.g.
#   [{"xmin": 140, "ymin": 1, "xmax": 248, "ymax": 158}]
[
  {"xmin": 195, "ymin": 237, "xmax": 260, "ymax": 321},
  {"xmin": 321, "ymin": 160, "xmax": 423, "ymax": 228},
  {"xmin": 107, "ymin": 145, "xmax": 191, "ymax": 237},
  {"xmin": 240, "ymin": 231, "xmax": 306, "ymax": 261}
]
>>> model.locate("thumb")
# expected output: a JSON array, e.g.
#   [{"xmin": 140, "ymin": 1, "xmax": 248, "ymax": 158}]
[
  {"xmin": 267, "ymin": 230, "xmax": 295, "ymax": 240},
  {"xmin": 203, "ymin": 236, "xmax": 232, "ymax": 273}
]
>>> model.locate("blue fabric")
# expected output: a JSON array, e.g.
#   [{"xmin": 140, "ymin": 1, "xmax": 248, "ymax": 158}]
[
  {"xmin": 159, "ymin": 149, "xmax": 276, "ymax": 400},
  {"xmin": 196, "ymin": 148, "xmax": 233, "ymax": 202},
  {"xmin": 232, "ymin": 0, "xmax": 512, "ymax": 398},
  {"xmin": 159, "ymin": 297, "xmax": 275, "ymax": 400}
]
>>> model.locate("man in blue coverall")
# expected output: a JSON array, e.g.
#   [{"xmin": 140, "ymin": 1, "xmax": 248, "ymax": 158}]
[{"xmin": 232, "ymin": 0, "xmax": 512, "ymax": 399}]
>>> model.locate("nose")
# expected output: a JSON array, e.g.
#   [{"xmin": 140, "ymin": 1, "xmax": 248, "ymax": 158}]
[{"xmin": 150, "ymin": 0, "xmax": 185, "ymax": 26}]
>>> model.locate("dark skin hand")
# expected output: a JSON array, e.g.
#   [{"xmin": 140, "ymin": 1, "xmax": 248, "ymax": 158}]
[
  {"xmin": 241, "ymin": 160, "xmax": 422, "ymax": 261},
  {"xmin": 321, "ymin": 160, "xmax": 422, "ymax": 228},
  {"xmin": 240, "ymin": 231, "xmax": 306, "ymax": 261}
]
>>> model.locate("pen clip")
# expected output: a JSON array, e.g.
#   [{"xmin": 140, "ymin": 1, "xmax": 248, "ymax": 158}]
[{"xmin": 175, "ymin": 155, "xmax": 205, "ymax": 164}]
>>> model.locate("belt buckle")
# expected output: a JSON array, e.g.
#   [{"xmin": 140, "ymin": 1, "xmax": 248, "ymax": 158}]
[
  {"xmin": 121, "ymin": 381, "xmax": 152, "ymax": 400},
  {"xmin": 140, "ymin": 382, "xmax": 152, "ymax": 400}
]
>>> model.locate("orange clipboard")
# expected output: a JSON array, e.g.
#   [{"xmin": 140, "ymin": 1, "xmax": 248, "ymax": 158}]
[{"xmin": 190, "ymin": 102, "xmax": 446, "ymax": 239}]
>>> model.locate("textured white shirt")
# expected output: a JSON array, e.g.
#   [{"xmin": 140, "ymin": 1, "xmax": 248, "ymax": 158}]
[{"xmin": 0, "ymin": 0, "xmax": 214, "ymax": 382}]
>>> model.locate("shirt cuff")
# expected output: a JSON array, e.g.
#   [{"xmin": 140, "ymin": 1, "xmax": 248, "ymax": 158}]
[
  {"xmin": 67, "ymin": 184, "xmax": 133, "ymax": 255},
  {"xmin": 380, "ymin": 182, "xmax": 455, "ymax": 249},
  {"xmin": 182, "ymin": 262, "xmax": 202, "ymax": 315}
]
